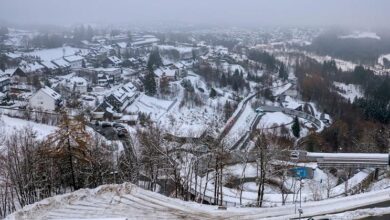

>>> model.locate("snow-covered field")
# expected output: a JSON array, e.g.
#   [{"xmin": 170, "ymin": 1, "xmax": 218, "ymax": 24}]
[
  {"xmin": 0, "ymin": 115, "xmax": 57, "ymax": 140},
  {"xmin": 126, "ymin": 93, "xmax": 174, "ymax": 121},
  {"xmin": 333, "ymin": 82, "xmax": 364, "ymax": 102},
  {"xmin": 13, "ymin": 46, "xmax": 88, "ymax": 62},
  {"xmin": 257, "ymin": 112, "xmax": 293, "ymax": 129}
]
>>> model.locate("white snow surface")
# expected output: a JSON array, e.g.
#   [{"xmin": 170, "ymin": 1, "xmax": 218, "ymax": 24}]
[
  {"xmin": 378, "ymin": 54, "xmax": 390, "ymax": 66},
  {"xmin": 333, "ymin": 82, "xmax": 364, "ymax": 102},
  {"xmin": 339, "ymin": 31, "xmax": 381, "ymax": 40},
  {"xmin": 0, "ymin": 115, "xmax": 57, "ymax": 140},
  {"xmin": 223, "ymin": 103, "xmax": 256, "ymax": 145},
  {"xmin": 7, "ymin": 182, "xmax": 390, "ymax": 220},
  {"xmin": 19, "ymin": 47, "xmax": 88, "ymax": 62},
  {"xmin": 258, "ymin": 112, "xmax": 293, "ymax": 129}
]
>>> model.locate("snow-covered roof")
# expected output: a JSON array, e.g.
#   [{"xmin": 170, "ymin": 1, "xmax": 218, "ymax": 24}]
[
  {"xmin": 107, "ymin": 56, "xmax": 122, "ymax": 65},
  {"xmin": 40, "ymin": 86, "xmax": 61, "ymax": 100},
  {"xmin": 40, "ymin": 61, "xmax": 58, "ymax": 69},
  {"xmin": 63, "ymin": 55, "xmax": 84, "ymax": 63},
  {"xmin": 132, "ymin": 37, "xmax": 160, "ymax": 47},
  {"xmin": 52, "ymin": 58, "xmax": 70, "ymax": 68},
  {"xmin": 92, "ymin": 67, "xmax": 121, "ymax": 73},
  {"xmin": 20, "ymin": 62, "xmax": 44, "ymax": 73},
  {"xmin": 0, "ymin": 75, "xmax": 10, "ymax": 83},
  {"xmin": 120, "ymin": 114, "xmax": 139, "ymax": 121},
  {"xmin": 154, "ymin": 66, "xmax": 177, "ymax": 78},
  {"xmin": 116, "ymin": 42, "xmax": 128, "ymax": 49},
  {"xmin": 1, "ymin": 68, "xmax": 16, "ymax": 76},
  {"xmin": 110, "ymin": 82, "xmax": 138, "ymax": 103},
  {"xmin": 158, "ymin": 45, "xmax": 193, "ymax": 53},
  {"xmin": 66, "ymin": 76, "xmax": 88, "ymax": 87}
]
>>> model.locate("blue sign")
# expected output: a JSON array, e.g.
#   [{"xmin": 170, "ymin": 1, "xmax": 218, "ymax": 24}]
[{"xmin": 291, "ymin": 167, "xmax": 308, "ymax": 179}]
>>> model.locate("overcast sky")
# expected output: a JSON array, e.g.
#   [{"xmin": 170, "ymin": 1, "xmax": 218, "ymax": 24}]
[{"xmin": 0, "ymin": 0, "xmax": 388, "ymax": 28}]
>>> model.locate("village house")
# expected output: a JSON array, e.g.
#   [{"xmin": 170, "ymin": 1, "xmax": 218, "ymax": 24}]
[
  {"xmin": 105, "ymin": 82, "xmax": 139, "ymax": 112},
  {"xmin": 64, "ymin": 76, "xmax": 88, "ymax": 94},
  {"xmin": 103, "ymin": 56, "xmax": 122, "ymax": 68},
  {"xmin": 154, "ymin": 65, "xmax": 179, "ymax": 81},
  {"xmin": 40, "ymin": 61, "xmax": 60, "ymax": 75},
  {"xmin": 91, "ymin": 67, "xmax": 122, "ymax": 84},
  {"xmin": 0, "ymin": 74, "xmax": 10, "ymax": 93},
  {"xmin": 97, "ymin": 73, "xmax": 109, "ymax": 86},
  {"xmin": 114, "ymin": 42, "xmax": 129, "ymax": 55},
  {"xmin": 51, "ymin": 58, "xmax": 71, "ymax": 74},
  {"xmin": 63, "ymin": 55, "xmax": 85, "ymax": 69},
  {"xmin": 29, "ymin": 86, "xmax": 62, "ymax": 111}
]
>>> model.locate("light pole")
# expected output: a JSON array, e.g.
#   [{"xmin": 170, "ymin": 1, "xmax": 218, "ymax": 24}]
[{"xmin": 300, "ymin": 177, "xmax": 303, "ymax": 208}]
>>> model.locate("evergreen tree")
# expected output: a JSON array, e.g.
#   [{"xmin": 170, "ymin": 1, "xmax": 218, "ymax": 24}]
[
  {"xmin": 292, "ymin": 116, "xmax": 301, "ymax": 138},
  {"xmin": 81, "ymin": 59, "xmax": 86, "ymax": 68},
  {"xmin": 147, "ymin": 49, "xmax": 163, "ymax": 70},
  {"xmin": 224, "ymin": 101, "xmax": 233, "ymax": 121},
  {"xmin": 209, "ymin": 88, "xmax": 217, "ymax": 98},
  {"xmin": 144, "ymin": 72, "xmax": 157, "ymax": 96},
  {"xmin": 221, "ymin": 73, "xmax": 227, "ymax": 87},
  {"xmin": 278, "ymin": 63, "xmax": 288, "ymax": 81}
]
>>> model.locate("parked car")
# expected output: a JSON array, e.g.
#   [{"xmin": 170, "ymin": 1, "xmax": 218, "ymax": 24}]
[{"xmin": 101, "ymin": 122, "xmax": 112, "ymax": 128}]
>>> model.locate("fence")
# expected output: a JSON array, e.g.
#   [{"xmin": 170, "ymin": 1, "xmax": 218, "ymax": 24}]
[{"xmin": 0, "ymin": 106, "xmax": 60, "ymax": 126}]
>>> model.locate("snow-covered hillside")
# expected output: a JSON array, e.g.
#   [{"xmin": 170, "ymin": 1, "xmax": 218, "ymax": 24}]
[
  {"xmin": 338, "ymin": 31, "xmax": 381, "ymax": 40},
  {"xmin": 333, "ymin": 82, "xmax": 364, "ymax": 102}
]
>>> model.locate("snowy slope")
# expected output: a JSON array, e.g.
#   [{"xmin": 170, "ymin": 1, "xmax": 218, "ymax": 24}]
[
  {"xmin": 0, "ymin": 115, "xmax": 57, "ymax": 140},
  {"xmin": 333, "ymin": 82, "xmax": 364, "ymax": 102}
]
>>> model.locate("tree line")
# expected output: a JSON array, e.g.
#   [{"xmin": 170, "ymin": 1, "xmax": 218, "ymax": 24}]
[{"xmin": 295, "ymin": 57, "xmax": 390, "ymax": 153}]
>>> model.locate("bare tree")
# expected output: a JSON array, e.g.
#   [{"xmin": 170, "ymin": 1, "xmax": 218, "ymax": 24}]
[
  {"xmin": 44, "ymin": 111, "xmax": 91, "ymax": 190},
  {"xmin": 254, "ymin": 132, "xmax": 272, "ymax": 207}
]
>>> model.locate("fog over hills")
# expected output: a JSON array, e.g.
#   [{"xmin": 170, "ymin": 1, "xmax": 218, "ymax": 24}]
[{"xmin": 0, "ymin": 0, "xmax": 389, "ymax": 28}]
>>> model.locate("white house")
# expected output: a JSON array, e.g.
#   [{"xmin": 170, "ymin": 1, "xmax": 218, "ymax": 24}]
[
  {"xmin": 154, "ymin": 65, "xmax": 178, "ymax": 81},
  {"xmin": 64, "ymin": 76, "xmax": 88, "ymax": 94},
  {"xmin": 29, "ymin": 86, "xmax": 62, "ymax": 111},
  {"xmin": 103, "ymin": 56, "xmax": 122, "ymax": 67},
  {"xmin": 63, "ymin": 55, "xmax": 84, "ymax": 69}
]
